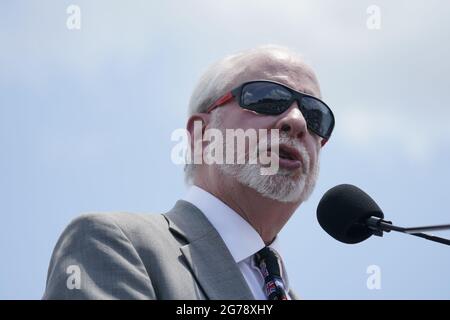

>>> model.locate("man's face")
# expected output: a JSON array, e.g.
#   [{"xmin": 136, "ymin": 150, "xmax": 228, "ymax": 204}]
[{"xmin": 210, "ymin": 72, "xmax": 323, "ymax": 203}]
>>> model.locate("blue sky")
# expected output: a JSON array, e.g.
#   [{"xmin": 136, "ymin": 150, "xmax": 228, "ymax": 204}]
[{"xmin": 1, "ymin": 0, "xmax": 449, "ymax": 299}]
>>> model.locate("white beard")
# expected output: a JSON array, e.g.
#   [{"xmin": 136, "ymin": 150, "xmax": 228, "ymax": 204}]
[{"xmin": 211, "ymin": 111, "xmax": 320, "ymax": 203}]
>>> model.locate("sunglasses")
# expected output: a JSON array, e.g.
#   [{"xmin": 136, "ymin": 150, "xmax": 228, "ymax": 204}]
[{"xmin": 206, "ymin": 80, "xmax": 335, "ymax": 141}]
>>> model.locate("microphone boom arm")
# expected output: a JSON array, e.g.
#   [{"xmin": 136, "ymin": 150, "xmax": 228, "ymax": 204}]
[{"xmin": 366, "ymin": 217, "xmax": 450, "ymax": 246}]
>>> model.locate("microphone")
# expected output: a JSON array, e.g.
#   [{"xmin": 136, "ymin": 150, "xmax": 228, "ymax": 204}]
[{"xmin": 316, "ymin": 184, "xmax": 450, "ymax": 246}]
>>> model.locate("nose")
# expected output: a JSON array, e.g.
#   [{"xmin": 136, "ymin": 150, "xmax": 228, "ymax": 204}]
[{"xmin": 274, "ymin": 101, "xmax": 308, "ymax": 140}]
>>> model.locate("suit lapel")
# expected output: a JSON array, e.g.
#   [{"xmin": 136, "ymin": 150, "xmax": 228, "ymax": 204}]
[{"xmin": 164, "ymin": 200, "xmax": 254, "ymax": 300}]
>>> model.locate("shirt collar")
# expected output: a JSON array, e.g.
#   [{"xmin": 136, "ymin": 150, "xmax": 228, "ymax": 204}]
[
  {"xmin": 183, "ymin": 185, "xmax": 283, "ymax": 263},
  {"xmin": 182, "ymin": 185, "xmax": 290, "ymax": 292}
]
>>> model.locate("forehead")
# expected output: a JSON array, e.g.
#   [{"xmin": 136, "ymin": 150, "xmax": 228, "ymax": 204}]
[{"xmin": 233, "ymin": 59, "xmax": 322, "ymax": 99}]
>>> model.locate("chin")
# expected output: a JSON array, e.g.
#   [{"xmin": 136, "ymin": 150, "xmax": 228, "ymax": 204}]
[{"xmin": 219, "ymin": 163, "xmax": 314, "ymax": 204}]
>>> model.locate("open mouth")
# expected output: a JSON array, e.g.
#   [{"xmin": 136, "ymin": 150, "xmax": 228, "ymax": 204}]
[
  {"xmin": 276, "ymin": 145, "xmax": 303, "ymax": 170},
  {"xmin": 279, "ymin": 148, "xmax": 296, "ymax": 160},
  {"xmin": 278, "ymin": 145, "xmax": 301, "ymax": 161}
]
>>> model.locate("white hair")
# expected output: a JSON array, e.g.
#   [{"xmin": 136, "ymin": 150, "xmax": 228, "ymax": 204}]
[{"xmin": 185, "ymin": 45, "xmax": 318, "ymax": 185}]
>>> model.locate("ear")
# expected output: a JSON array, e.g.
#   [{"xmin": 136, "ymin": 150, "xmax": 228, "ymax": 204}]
[
  {"xmin": 186, "ymin": 113, "xmax": 210, "ymax": 137},
  {"xmin": 186, "ymin": 113, "xmax": 211, "ymax": 154}
]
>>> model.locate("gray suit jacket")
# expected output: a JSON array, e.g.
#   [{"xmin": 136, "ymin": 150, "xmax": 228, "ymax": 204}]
[{"xmin": 43, "ymin": 200, "xmax": 299, "ymax": 299}]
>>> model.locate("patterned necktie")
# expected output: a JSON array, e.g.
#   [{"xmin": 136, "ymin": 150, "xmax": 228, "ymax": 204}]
[{"xmin": 254, "ymin": 246, "xmax": 288, "ymax": 300}]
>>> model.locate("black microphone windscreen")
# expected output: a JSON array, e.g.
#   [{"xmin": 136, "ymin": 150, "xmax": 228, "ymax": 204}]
[{"xmin": 317, "ymin": 184, "xmax": 384, "ymax": 244}]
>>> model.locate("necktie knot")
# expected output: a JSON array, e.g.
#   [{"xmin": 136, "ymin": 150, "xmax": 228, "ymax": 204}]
[{"xmin": 254, "ymin": 247, "xmax": 288, "ymax": 300}]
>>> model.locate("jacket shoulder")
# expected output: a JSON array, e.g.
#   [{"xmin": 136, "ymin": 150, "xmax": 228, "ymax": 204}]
[{"xmin": 43, "ymin": 212, "xmax": 164, "ymax": 299}]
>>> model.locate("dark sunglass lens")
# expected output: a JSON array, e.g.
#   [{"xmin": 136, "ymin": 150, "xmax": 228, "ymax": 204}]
[
  {"xmin": 301, "ymin": 96, "xmax": 334, "ymax": 138},
  {"xmin": 241, "ymin": 82, "xmax": 291, "ymax": 114}
]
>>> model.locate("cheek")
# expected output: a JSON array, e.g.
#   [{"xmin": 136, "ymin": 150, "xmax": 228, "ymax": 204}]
[
  {"xmin": 307, "ymin": 136, "xmax": 321, "ymax": 166},
  {"xmin": 226, "ymin": 111, "xmax": 271, "ymax": 130},
  {"xmin": 220, "ymin": 107, "xmax": 248, "ymax": 128}
]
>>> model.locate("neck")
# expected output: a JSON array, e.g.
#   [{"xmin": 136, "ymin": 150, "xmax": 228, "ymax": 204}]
[{"xmin": 194, "ymin": 167, "xmax": 301, "ymax": 245}]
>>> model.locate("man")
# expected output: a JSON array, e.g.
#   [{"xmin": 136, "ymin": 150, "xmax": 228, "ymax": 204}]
[{"xmin": 43, "ymin": 45, "xmax": 335, "ymax": 299}]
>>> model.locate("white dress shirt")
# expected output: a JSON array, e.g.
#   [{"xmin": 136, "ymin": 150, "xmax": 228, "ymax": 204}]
[{"xmin": 182, "ymin": 185, "xmax": 291, "ymax": 300}]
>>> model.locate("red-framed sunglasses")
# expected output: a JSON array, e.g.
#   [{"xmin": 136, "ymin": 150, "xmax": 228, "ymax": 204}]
[{"xmin": 206, "ymin": 80, "xmax": 335, "ymax": 141}]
